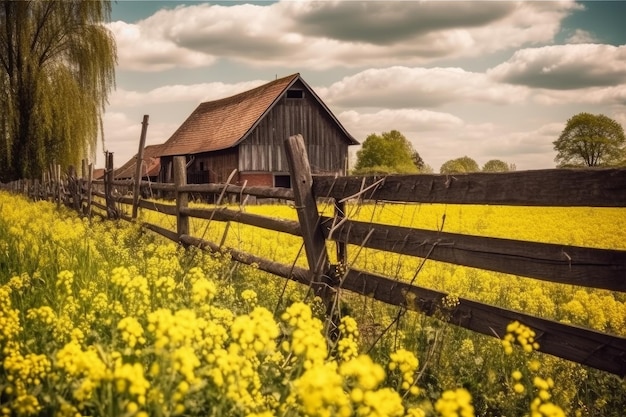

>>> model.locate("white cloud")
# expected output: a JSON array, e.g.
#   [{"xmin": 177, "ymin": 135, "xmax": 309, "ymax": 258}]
[
  {"xmin": 565, "ymin": 29, "xmax": 599, "ymax": 44},
  {"xmin": 109, "ymin": 0, "xmax": 579, "ymax": 71},
  {"xmin": 339, "ymin": 108, "xmax": 463, "ymax": 137},
  {"xmin": 534, "ymin": 85, "xmax": 626, "ymax": 106},
  {"xmin": 108, "ymin": 20, "xmax": 216, "ymax": 71},
  {"xmin": 320, "ymin": 66, "xmax": 529, "ymax": 109},
  {"xmin": 488, "ymin": 44, "xmax": 626, "ymax": 89},
  {"xmin": 99, "ymin": 112, "xmax": 179, "ymax": 168},
  {"xmin": 110, "ymin": 80, "xmax": 267, "ymax": 107}
]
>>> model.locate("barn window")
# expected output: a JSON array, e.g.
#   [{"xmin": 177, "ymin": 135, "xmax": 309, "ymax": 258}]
[
  {"xmin": 199, "ymin": 162, "xmax": 205, "ymax": 171},
  {"xmin": 274, "ymin": 175, "xmax": 291, "ymax": 188},
  {"xmin": 286, "ymin": 89, "xmax": 304, "ymax": 99}
]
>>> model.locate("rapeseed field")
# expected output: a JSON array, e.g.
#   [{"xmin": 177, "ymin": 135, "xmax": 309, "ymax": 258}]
[{"xmin": 1, "ymin": 191, "xmax": 624, "ymax": 416}]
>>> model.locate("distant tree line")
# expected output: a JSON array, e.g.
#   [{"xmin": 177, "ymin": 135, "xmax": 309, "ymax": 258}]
[
  {"xmin": 353, "ymin": 113, "xmax": 625, "ymax": 176},
  {"xmin": 352, "ymin": 130, "xmax": 515, "ymax": 175}
]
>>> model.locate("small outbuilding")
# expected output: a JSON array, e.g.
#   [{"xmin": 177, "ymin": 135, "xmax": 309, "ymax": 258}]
[
  {"xmin": 114, "ymin": 144, "xmax": 163, "ymax": 182},
  {"xmin": 155, "ymin": 73, "xmax": 358, "ymax": 188}
]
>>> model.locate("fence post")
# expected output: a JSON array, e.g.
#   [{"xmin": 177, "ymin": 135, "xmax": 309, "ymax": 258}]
[
  {"xmin": 132, "ymin": 115, "xmax": 149, "ymax": 219},
  {"xmin": 80, "ymin": 159, "xmax": 87, "ymax": 214},
  {"xmin": 68, "ymin": 165, "xmax": 81, "ymax": 212},
  {"xmin": 55, "ymin": 164, "xmax": 61, "ymax": 209},
  {"xmin": 105, "ymin": 152, "xmax": 118, "ymax": 219},
  {"xmin": 41, "ymin": 172, "xmax": 47, "ymax": 201},
  {"xmin": 284, "ymin": 134, "xmax": 334, "ymax": 313},
  {"xmin": 174, "ymin": 156, "xmax": 189, "ymax": 239},
  {"xmin": 33, "ymin": 179, "xmax": 39, "ymax": 201},
  {"xmin": 85, "ymin": 163, "xmax": 93, "ymax": 218}
]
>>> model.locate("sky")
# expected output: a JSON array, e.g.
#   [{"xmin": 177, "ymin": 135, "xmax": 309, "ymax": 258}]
[{"xmin": 100, "ymin": 0, "xmax": 626, "ymax": 172}]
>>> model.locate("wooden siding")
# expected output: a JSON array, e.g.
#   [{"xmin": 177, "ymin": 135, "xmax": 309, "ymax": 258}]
[
  {"xmin": 160, "ymin": 149, "xmax": 239, "ymax": 185},
  {"xmin": 190, "ymin": 148, "xmax": 239, "ymax": 184},
  {"xmin": 239, "ymin": 82, "xmax": 348, "ymax": 175}
]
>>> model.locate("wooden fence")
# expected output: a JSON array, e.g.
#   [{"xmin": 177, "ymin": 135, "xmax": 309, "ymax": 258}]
[{"xmin": 2, "ymin": 134, "xmax": 625, "ymax": 377}]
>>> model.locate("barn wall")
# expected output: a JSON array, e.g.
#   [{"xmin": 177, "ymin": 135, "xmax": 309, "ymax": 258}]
[
  {"xmin": 240, "ymin": 172, "xmax": 274, "ymax": 187},
  {"xmin": 239, "ymin": 81, "xmax": 349, "ymax": 175},
  {"xmin": 188, "ymin": 148, "xmax": 239, "ymax": 184},
  {"xmin": 160, "ymin": 149, "xmax": 240, "ymax": 185}
]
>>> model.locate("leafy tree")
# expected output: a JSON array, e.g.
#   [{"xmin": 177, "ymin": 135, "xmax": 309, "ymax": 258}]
[
  {"xmin": 439, "ymin": 156, "xmax": 479, "ymax": 174},
  {"xmin": 411, "ymin": 150, "xmax": 425, "ymax": 170},
  {"xmin": 482, "ymin": 159, "xmax": 516, "ymax": 172},
  {"xmin": 353, "ymin": 130, "xmax": 421, "ymax": 174},
  {"xmin": 0, "ymin": 1, "xmax": 116, "ymax": 180},
  {"xmin": 553, "ymin": 112, "xmax": 625, "ymax": 167}
]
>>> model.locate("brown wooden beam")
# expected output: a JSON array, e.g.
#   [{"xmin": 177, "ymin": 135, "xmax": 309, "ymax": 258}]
[
  {"xmin": 181, "ymin": 207, "xmax": 301, "ymax": 236},
  {"xmin": 313, "ymin": 169, "xmax": 626, "ymax": 207},
  {"xmin": 340, "ymin": 268, "xmax": 626, "ymax": 377},
  {"xmin": 320, "ymin": 217, "xmax": 626, "ymax": 292}
]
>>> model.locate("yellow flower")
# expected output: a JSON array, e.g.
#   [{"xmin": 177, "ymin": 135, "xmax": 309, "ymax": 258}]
[
  {"xmin": 434, "ymin": 388, "xmax": 474, "ymax": 417},
  {"xmin": 117, "ymin": 316, "xmax": 145, "ymax": 349},
  {"xmin": 230, "ymin": 306, "xmax": 279, "ymax": 356},
  {"xmin": 389, "ymin": 349, "xmax": 419, "ymax": 392},
  {"xmin": 340, "ymin": 355, "xmax": 385, "ymax": 391},
  {"xmin": 292, "ymin": 362, "xmax": 351, "ymax": 417}
]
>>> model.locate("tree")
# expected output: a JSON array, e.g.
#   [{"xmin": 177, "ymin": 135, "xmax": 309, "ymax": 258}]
[
  {"xmin": 353, "ymin": 130, "xmax": 421, "ymax": 175},
  {"xmin": 553, "ymin": 112, "xmax": 625, "ymax": 167},
  {"xmin": 0, "ymin": 1, "xmax": 116, "ymax": 180},
  {"xmin": 482, "ymin": 159, "xmax": 516, "ymax": 172},
  {"xmin": 439, "ymin": 156, "xmax": 479, "ymax": 174},
  {"xmin": 411, "ymin": 150, "xmax": 425, "ymax": 171}
]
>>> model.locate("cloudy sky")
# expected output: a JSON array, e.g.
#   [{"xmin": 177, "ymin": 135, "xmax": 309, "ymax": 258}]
[{"xmin": 101, "ymin": 0, "xmax": 626, "ymax": 172}]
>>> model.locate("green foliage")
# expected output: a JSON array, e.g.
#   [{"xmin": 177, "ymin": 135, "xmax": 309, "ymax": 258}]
[
  {"xmin": 353, "ymin": 130, "xmax": 421, "ymax": 175},
  {"xmin": 0, "ymin": 1, "xmax": 117, "ymax": 181},
  {"xmin": 553, "ymin": 112, "xmax": 626, "ymax": 167},
  {"xmin": 439, "ymin": 156, "xmax": 480, "ymax": 174},
  {"xmin": 482, "ymin": 159, "xmax": 516, "ymax": 172}
]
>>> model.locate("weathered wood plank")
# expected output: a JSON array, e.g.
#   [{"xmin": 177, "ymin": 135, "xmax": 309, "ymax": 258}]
[
  {"xmin": 132, "ymin": 115, "xmax": 149, "ymax": 219},
  {"xmin": 320, "ymin": 217, "xmax": 626, "ymax": 292},
  {"xmin": 180, "ymin": 234, "xmax": 312, "ymax": 287},
  {"xmin": 110, "ymin": 179, "xmax": 134, "ymax": 187},
  {"xmin": 137, "ymin": 199, "xmax": 177, "ymax": 216},
  {"xmin": 313, "ymin": 169, "xmax": 626, "ymax": 207},
  {"xmin": 146, "ymin": 181, "xmax": 295, "ymax": 200},
  {"xmin": 285, "ymin": 134, "xmax": 329, "ymax": 276},
  {"xmin": 340, "ymin": 268, "xmax": 626, "ymax": 377},
  {"xmin": 143, "ymin": 222, "xmax": 180, "ymax": 243},
  {"xmin": 91, "ymin": 200, "xmax": 107, "ymax": 212},
  {"xmin": 174, "ymin": 156, "xmax": 189, "ymax": 237},
  {"xmin": 181, "ymin": 207, "xmax": 301, "ymax": 236},
  {"xmin": 104, "ymin": 153, "xmax": 118, "ymax": 219}
]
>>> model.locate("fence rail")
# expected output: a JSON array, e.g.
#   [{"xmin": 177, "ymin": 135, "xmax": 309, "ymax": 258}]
[{"xmin": 1, "ymin": 134, "xmax": 625, "ymax": 377}]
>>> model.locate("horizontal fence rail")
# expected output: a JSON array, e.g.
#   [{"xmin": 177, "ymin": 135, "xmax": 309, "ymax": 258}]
[
  {"xmin": 319, "ymin": 217, "xmax": 626, "ymax": 292},
  {"xmin": 1, "ymin": 137, "xmax": 625, "ymax": 377},
  {"xmin": 313, "ymin": 168, "xmax": 626, "ymax": 207}
]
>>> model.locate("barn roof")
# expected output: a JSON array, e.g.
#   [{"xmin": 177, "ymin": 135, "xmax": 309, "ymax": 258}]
[
  {"xmin": 157, "ymin": 73, "xmax": 357, "ymax": 157},
  {"xmin": 114, "ymin": 144, "xmax": 163, "ymax": 179}
]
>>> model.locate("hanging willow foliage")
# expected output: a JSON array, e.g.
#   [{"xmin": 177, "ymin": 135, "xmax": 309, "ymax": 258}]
[{"xmin": 0, "ymin": 0, "xmax": 116, "ymax": 181}]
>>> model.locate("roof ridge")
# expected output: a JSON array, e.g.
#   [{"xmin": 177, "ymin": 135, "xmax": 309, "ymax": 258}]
[{"xmin": 198, "ymin": 72, "xmax": 299, "ymax": 106}]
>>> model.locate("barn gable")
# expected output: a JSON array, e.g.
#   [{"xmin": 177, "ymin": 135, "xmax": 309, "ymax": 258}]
[{"xmin": 156, "ymin": 73, "xmax": 358, "ymax": 186}]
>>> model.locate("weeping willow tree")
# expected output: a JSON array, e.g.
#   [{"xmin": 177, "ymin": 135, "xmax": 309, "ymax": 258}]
[{"xmin": 0, "ymin": 0, "xmax": 116, "ymax": 181}]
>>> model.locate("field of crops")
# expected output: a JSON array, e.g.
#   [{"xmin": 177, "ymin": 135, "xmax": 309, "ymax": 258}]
[{"xmin": 1, "ymin": 191, "xmax": 625, "ymax": 416}]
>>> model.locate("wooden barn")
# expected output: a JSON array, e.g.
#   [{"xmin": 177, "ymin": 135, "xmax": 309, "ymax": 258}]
[{"xmin": 155, "ymin": 73, "xmax": 358, "ymax": 188}]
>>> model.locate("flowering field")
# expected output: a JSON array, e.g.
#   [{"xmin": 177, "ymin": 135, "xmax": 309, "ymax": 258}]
[{"xmin": 1, "ymin": 192, "xmax": 625, "ymax": 416}]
